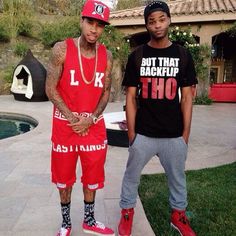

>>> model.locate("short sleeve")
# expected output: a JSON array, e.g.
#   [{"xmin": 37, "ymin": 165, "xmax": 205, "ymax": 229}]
[
  {"xmin": 122, "ymin": 51, "xmax": 139, "ymax": 87},
  {"xmin": 180, "ymin": 50, "xmax": 198, "ymax": 87}
]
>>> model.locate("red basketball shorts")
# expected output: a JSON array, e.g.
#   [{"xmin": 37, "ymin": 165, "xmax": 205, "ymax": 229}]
[{"xmin": 51, "ymin": 138, "xmax": 107, "ymax": 191}]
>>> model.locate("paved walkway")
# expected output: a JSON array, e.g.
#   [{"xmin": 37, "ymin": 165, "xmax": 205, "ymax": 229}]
[{"xmin": 0, "ymin": 95, "xmax": 235, "ymax": 236}]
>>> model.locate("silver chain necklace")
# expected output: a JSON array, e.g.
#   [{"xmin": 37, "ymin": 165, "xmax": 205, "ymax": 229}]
[{"xmin": 77, "ymin": 37, "xmax": 98, "ymax": 85}]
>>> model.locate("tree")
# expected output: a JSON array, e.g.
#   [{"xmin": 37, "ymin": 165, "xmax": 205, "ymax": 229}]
[
  {"xmin": 32, "ymin": 0, "xmax": 85, "ymax": 16},
  {"xmin": 0, "ymin": 0, "xmax": 34, "ymax": 41},
  {"xmin": 169, "ymin": 26, "xmax": 211, "ymax": 101},
  {"xmin": 116, "ymin": 0, "xmax": 144, "ymax": 10}
]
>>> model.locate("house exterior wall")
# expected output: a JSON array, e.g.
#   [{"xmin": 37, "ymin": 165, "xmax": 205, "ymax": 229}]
[
  {"xmin": 110, "ymin": 20, "xmax": 235, "ymax": 46},
  {"xmin": 109, "ymin": 1, "xmax": 236, "ymax": 100}
]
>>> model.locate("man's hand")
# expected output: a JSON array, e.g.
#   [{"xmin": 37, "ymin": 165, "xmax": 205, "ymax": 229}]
[
  {"xmin": 128, "ymin": 131, "xmax": 136, "ymax": 145},
  {"xmin": 182, "ymin": 133, "xmax": 189, "ymax": 145},
  {"xmin": 67, "ymin": 114, "xmax": 93, "ymax": 136}
]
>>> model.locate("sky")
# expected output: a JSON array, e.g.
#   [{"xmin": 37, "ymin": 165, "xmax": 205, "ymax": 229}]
[{"xmin": 100, "ymin": 0, "xmax": 118, "ymax": 9}]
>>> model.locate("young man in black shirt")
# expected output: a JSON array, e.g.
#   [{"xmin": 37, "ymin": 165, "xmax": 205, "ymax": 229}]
[{"xmin": 118, "ymin": 1, "xmax": 197, "ymax": 236}]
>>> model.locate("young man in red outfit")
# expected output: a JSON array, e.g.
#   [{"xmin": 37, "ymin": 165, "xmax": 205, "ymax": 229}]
[
  {"xmin": 46, "ymin": 1, "xmax": 114, "ymax": 236},
  {"xmin": 118, "ymin": 1, "xmax": 197, "ymax": 236}
]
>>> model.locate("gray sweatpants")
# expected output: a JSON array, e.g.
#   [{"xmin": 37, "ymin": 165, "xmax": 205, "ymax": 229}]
[{"xmin": 119, "ymin": 134, "xmax": 188, "ymax": 210}]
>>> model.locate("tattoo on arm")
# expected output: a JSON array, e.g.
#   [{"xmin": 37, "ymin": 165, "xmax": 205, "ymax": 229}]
[
  {"xmin": 93, "ymin": 50, "xmax": 113, "ymax": 117},
  {"xmin": 45, "ymin": 41, "xmax": 77, "ymax": 123}
]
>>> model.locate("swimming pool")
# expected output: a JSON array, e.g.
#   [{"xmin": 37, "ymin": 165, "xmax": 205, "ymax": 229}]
[{"xmin": 0, "ymin": 112, "xmax": 38, "ymax": 140}]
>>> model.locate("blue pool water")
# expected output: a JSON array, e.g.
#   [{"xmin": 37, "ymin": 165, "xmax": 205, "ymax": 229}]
[{"xmin": 0, "ymin": 113, "xmax": 38, "ymax": 140}]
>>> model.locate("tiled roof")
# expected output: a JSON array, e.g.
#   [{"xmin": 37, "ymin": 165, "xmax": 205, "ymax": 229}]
[{"xmin": 110, "ymin": 0, "xmax": 236, "ymax": 19}]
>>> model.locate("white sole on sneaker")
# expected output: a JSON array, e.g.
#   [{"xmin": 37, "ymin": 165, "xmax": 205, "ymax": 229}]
[
  {"xmin": 56, "ymin": 228, "xmax": 72, "ymax": 236},
  {"xmin": 83, "ymin": 229, "xmax": 115, "ymax": 236},
  {"xmin": 170, "ymin": 223, "xmax": 183, "ymax": 236}
]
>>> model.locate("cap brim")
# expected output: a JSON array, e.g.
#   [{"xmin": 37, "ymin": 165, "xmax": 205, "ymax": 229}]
[
  {"xmin": 146, "ymin": 8, "xmax": 169, "ymax": 19},
  {"xmin": 82, "ymin": 16, "xmax": 110, "ymax": 25}
]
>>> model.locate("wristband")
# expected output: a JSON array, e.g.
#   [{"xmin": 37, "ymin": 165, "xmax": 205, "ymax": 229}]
[{"xmin": 90, "ymin": 114, "xmax": 98, "ymax": 124}]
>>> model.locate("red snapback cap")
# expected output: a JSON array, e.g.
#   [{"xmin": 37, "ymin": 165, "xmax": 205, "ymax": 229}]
[{"xmin": 82, "ymin": 0, "xmax": 110, "ymax": 25}]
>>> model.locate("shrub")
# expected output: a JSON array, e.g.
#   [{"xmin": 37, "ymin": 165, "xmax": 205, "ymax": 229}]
[
  {"xmin": 170, "ymin": 26, "xmax": 211, "ymax": 99},
  {"xmin": 100, "ymin": 25, "xmax": 130, "ymax": 67},
  {"xmin": 39, "ymin": 17, "xmax": 81, "ymax": 47},
  {"xmin": 13, "ymin": 42, "xmax": 29, "ymax": 57},
  {"xmin": 188, "ymin": 43, "xmax": 211, "ymax": 80},
  {"xmin": 0, "ymin": 14, "xmax": 11, "ymax": 42},
  {"xmin": 226, "ymin": 21, "xmax": 236, "ymax": 37},
  {"xmin": 116, "ymin": 0, "xmax": 143, "ymax": 10},
  {"xmin": 0, "ymin": 23, "xmax": 10, "ymax": 42},
  {"xmin": 169, "ymin": 26, "xmax": 196, "ymax": 46},
  {"xmin": 17, "ymin": 18, "xmax": 34, "ymax": 37},
  {"xmin": 194, "ymin": 95, "xmax": 213, "ymax": 105},
  {"xmin": 1, "ymin": 0, "xmax": 34, "ymax": 40},
  {"xmin": 169, "ymin": 27, "xmax": 211, "ymax": 80},
  {"xmin": 3, "ymin": 65, "xmax": 15, "ymax": 84}
]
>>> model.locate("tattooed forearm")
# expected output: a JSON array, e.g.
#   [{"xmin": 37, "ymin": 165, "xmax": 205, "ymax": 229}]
[
  {"xmin": 46, "ymin": 41, "xmax": 78, "ymax": 123},
  {"xmin": 94, "ymin": 77, "xmax": 111, "ymax": 116},
  {"xmin": 93, "ymin": 50, "xmax": 113, "ymax": 117}
]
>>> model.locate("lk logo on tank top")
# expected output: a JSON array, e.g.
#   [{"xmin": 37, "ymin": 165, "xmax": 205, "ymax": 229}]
[
  {"xmin": 69, "ymin": 70, "xmax": 104, "ymax": 88},
  {"xmin": 140, "ymin": 57, "xmax": 180, "ymax": 100}
]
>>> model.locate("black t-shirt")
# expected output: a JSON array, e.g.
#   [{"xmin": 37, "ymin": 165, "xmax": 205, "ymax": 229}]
[{"xmin": 122, "ymin": 43, "xmax": 198, "ymax": 138}]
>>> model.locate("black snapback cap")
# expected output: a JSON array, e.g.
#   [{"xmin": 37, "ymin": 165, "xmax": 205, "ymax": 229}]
[{"xmin": 144, "ymin": 1, "xmax": 171, "ymax": 23}]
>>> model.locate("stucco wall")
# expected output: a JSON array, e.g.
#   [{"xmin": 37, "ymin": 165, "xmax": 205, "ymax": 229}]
[{"xmin": 111, "ymin": 21, "xmax": 235, "ymax": 46}]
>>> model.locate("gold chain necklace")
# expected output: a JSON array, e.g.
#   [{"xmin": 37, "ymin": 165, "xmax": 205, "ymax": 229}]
[{"xmin": 77, "ymin": 37, "xmax": 98, "ymax": 85}]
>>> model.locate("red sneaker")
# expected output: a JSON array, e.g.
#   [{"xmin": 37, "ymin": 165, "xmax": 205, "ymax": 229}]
[
  {"xmin": 83, "ymin": 221, "xmax": 115, "ymax": 236},
  {"xmin": 118, "ymin": 208, "xmax": 134, "ymax": 236},
  {"xmin": 56, "ymin": 227, "xmax": 71, "ymax": 236},
  {"xmin": 171, "ymin": 209, "xmax": 196, "ymax": 236}
]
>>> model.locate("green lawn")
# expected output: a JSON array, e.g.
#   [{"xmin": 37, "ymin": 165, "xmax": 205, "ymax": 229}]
[{"xmin": 139, "ymin": 162, "xmax": 236, "ymax": 236}]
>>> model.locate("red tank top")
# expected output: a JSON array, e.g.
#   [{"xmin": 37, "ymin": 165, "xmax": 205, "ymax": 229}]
[{"xmin": 51, "ymin": 38, "xmax": 108, "ymax": 145}]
